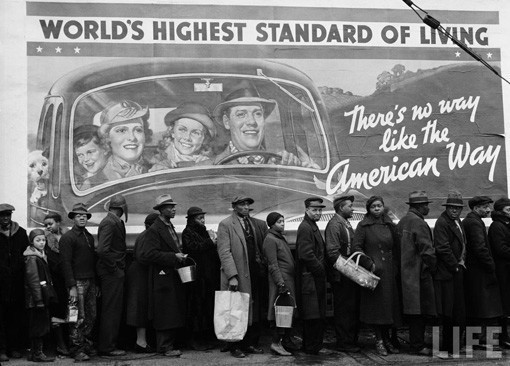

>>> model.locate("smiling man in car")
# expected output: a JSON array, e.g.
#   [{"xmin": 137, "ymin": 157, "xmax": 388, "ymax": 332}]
[{"xmin": 213, "ymin": 83, "xmax": 318, "ymax": 168}]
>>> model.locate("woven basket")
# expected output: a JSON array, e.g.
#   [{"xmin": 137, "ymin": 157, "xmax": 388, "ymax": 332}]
[{"xmin": 333, "ymin": 251, "xmax": 380, "ymax": 290}]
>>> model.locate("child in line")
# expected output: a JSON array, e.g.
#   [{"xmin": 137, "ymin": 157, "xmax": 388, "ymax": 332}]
[{"xmin": 24, "ymin": 229, "xmax": 57, "ymax": 362}]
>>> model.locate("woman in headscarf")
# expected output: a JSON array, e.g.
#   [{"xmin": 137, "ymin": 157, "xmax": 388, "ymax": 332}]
[{"xmin": 352, "ymin": 195, "xmax": 401, "ymax": 356}]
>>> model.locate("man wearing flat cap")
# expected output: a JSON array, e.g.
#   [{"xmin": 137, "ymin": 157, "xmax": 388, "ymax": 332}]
[
  {"xmin": 463, "ymin": 196, "xmax": 502, "ymax": 349},
  {"xmin": 139, "ymin": 194, "xmax": 187, "ymax": 357},
  {"xmin": 0, "ymin": 204, "xmax": 30, "ymax": 361},
  {"xmin": 433, "ymin": 191, "xmax": 467, "ymax": 353},
  {"xmin": 213, "ymin": 82, "xmax": 319, "ymax": 168},
  {"xmin": 396, "ymin": 191, "xmax": 436, "ymax": 355},
  {"xmin": 325, "ymin": 195, "xmax": 360, "ymax": 353},
  {"xmin": 59, "ymin": 203, "xmax": 97, "ymax": 362},
  {"xmin": 217, "ymin": 195, "xmax": 268, "ymax": 358},
  {"xmin": 296, "ymin": 197, "xmax": 327, "ymax": 354},
  {"xmin": 97, "ymin": 195, "xmax": 128, "ymax": 356}
]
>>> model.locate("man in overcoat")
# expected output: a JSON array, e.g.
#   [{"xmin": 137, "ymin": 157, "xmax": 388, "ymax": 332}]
[
  {"xmin": 217, "ymin": 195, "xmax": 267, "ymax": 358},
  {"xmin": 139, "ymin": 194, "xmax": 187, "ymax": 357},
  {"xmin": 0, "ymin": 204, "xmax": 29, "ymax": 362},
  {"xmin": 97, "ymin": 194, "xmax": 128, "ymax": 356},
  {"xmin": 433, "ymin": 191, "xmax": 467, "ymax": 353},
  {"xmin": 463, "ymin": 196, "xmax": 502, "ymax": 348},
  {"xmin": 396, "ymin": 191, "xmax": 436, "ymax": 355},
  {"xmin": 296, "ymin": 197, "xmax": 327, "ymax": 355},
  {"xmin": 325, "ymin": 195, "xmax": 360, "ymax": 353}
]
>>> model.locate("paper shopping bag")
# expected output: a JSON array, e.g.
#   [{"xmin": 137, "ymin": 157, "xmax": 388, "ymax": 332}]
[{"xmin": 214, "ymin": 290, "xmax": 250, "ymax": 342}]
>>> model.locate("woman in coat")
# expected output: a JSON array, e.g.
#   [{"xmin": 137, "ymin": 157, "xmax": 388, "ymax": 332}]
[
  {"xmin": 488, "ymin": 197, "xmax": 510, "ymax": 346},
  {"xmin": 352, "ymin": 196, "xmax": 401, "ymax": 356},
  {"xmin": 262, "ymin": 212, "xmax": 298, "ymax": 356},
  {"xmin": 181, "ymin": 207, "xmax": 220, "ymax": 349},
  {"xmin": 125, "ymin": 213, "xmax": 159, "ymax": 353}
]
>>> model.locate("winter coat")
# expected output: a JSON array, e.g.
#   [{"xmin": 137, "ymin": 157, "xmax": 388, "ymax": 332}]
[
  {"xmin": 217, "ymin": 213, "xmax": 267, "ymax": 325},
  {"xmin": 96, "ymin": 212, "xmax": 126, "ymax": 276},
  {"xmin": 396, "ymin": 208, "xmax": 437, "ymax": 316},
  {"xmin": 23, "ymin": 246, "xmax": 56, "ymax": 309},
  {"xmin": 44, "ymin": 228, "xmax": 69, "ymax": 319},
  {"xmin": 139, "ymin": 216, "xmax": 185, "ymax": 330},
  {"xmin": 488, "ymin": 211, "xmax": 510, "ymax": 315},
  {"xmin": 59, "ymin": 225, "xmax": 96, "ymax": 288},
  {"xmin": 433, "ymin": 211, "xmax": 466, "ymax": 281},
  {"xmin": 295, "ymin": 214, "xmax": 327, "ymax": 320},
  {"xmin": 262, "ymin": 228, "xmax": 296, "ymax": 321},
  {"xmin": 0, "ymin": 222, "xmax": 29, "ymax": 306},
  {"xmin": 325, "ymin": 214, "xmax": 355, "ymax": 283},
  {"xmin": 463, "ymin": 211, "xmax": 502, "ymax": 319},
  {"xmin": 352, "ymin": 213, "xmax": 401, "ymax": 325}
]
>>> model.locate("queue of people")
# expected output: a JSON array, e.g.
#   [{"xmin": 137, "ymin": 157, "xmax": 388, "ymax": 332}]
[{"xmin": 1, "ymin": 190, "xmax": 510, "ymax": 362}]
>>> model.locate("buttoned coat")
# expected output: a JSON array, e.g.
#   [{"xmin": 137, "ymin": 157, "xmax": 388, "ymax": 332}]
[
  {"xmin": 139, "ymin": 217, "xmax": 185, "ymax": 330},
  {"xmin": 433, "ymin": 211, "xmax": 465, "ymax": 281},
  {"xmin": 295, "ymin": 214, "xmax": 327, "ymax": 320},
  {"xmin": 325, "ymin": 214, "xmax": 354, "ymax": 283},
  {"xmin": 462, "ymin": 211, "xmax": 502, "ymax": 318},
  {"xmin": 97, "ymin": 212, "xmax": 126, "ymax": 276},
  {"xmin": 396, "ymin": 209, "xmax": 436, "ymax": 316},
  {"xmin": 217, "ymin": 213, "xmax": 267, "ymax": 325},
  {"xmin": 488, "ymin": 211, "xmax": 510, "ymax": 315}
]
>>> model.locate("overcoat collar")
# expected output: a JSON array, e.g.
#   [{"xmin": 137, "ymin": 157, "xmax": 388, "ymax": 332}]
[{"xmin": 154, "ymin": 216, "xmax": 180, "ymax": 253}]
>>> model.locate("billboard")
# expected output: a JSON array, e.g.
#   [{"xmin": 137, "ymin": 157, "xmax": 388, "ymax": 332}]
[{"xmin": 1, "ymin": 0, "xmax": 509, "ymax": 231}]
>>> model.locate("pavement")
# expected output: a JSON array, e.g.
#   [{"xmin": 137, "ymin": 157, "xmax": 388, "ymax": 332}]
[{"xmin": 3, "ymin": 326, "xmax": 510, "ymax": 366}]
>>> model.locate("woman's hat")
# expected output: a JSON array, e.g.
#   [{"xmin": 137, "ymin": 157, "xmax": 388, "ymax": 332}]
[
  {"xmin": 442, "ymin": 191, "xmax": 465, "ymax": 207},
  {"xmin": 494, "ymin": 197, "xmax": 510, "ymax": 212},
  {"xmin": 99, "ymin": 100, "xmax": 149, "ymax": 136},
  {"xmin": 144, "ymin": 213, "xmax": 159, "ymax": 226},
  {"xmin": 104, "ymin": 194, "xmax": 128, "ymax": 222},
  {"xmin": 186, "ymin": 206, "xmax": 207, "ymax": 218},
  {"xmin": 406, "ymin": 191, "xmax": 432, "ymax": 205},
  {"xmin": 29, "ymin": 228, "xmax": 46, "ymax": 243},
  {"xmin": 266, "ymin": 212, "xmax": 284, "ymax": 228},
  {"xmin": 213, "ymin": 82, "xmax": 276, "ymax": 122},
  {"xmin": 68, "ymin": 202, "xmax": 92, "ymax": 219},
  {"xmin": 153, "ymin": 194, "xmax": 178, "ymax": 210},
  {"xmin": 164, "ymin": 102, "xmax": 216, "ymax": 138}
]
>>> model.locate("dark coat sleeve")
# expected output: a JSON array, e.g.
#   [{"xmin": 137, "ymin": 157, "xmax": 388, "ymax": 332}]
[
  {"xmin": 415, "ymin": 221, "xmax": 437, "ymax": 273},
  {"xmin": 325, "ymin": 219, "xmax": 342, "ymax": 265},
  {"xmin": 97, "ymin": 218, "xmax": 116, "ymax": 272},
  {"xmin": 59, "ymin": 233, "xmax": 76, "ymax": 288},
  {"xmin": 352, "ymin": 225, "xmax": 374, "ymax": 271},
  {"xmin": 463, "ymin": 218, "xmax": 495, "ymax": 272},
  {"xmin": 25, "ymin": 256, "xmax": 43, "ymax": 306},
  {"xmin": 263, "ymin": 234, "xmax": 285, "ymax": 286},
  {"xmin": 433, "ymin": 218, "xmax": 458, "ymax": 273},
  {"xmin": 489, "ymin": 222, "xmax": 510, "ymax": 260},
  {"xmin": 296, "ymin": 223, "xmax": 325, "ymax": 278}
]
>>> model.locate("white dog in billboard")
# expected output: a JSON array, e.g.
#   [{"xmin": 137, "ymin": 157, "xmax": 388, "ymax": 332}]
[{"xmin": 28, "ymin": 150, "xmax": 49, "ymax": 205}]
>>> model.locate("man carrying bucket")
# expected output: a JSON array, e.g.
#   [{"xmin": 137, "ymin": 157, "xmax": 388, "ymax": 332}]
[{"xmin": 139, "ymin": 194, "xmax": 187, "ymax": 357}]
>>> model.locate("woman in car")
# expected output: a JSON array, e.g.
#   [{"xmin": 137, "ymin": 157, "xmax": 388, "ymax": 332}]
[
  {"xmin": 150, "ymin": 102, "xmax": 216, "ymax": 169},
  {"xmin": 98, "ymin": 100, "xmax": 152, "ymax": 179},
  {"xmin": 73, "ymin": 125, "xmax": 108, "ymax": 189}
]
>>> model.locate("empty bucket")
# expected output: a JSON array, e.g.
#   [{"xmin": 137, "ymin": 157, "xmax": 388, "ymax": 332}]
[{"xmin": 177, "ymin": 257, "xmax": 197, "ymax": 283}]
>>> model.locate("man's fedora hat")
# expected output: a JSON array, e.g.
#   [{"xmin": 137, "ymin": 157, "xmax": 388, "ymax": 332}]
[
  {"xmin": 213, "ymin": 82, "xmax": 277, "ymax": 122},
  {"xmin": 68, "ymin": 202, "xmax": 92, "ymax": 219},
  {"xmin": 231, "ymin": 196, "xmax": 254, "ymax": 205},
  {"xmin": 153, "ymin": 194, "xmax": 178, "ymax": 210},
  {"xmin": 406, "ymin": 191, "xmax": 433, "ymax": 205},
  {"xmin": 164, "ymin": 102, "xmax": 217, "ymax": 138},
  {"xmin": 305, "ymin": 197, "xmax": 326, "ymax": 208},
  {"xmin": 99, "ymin": 100, "xmax": 149, "ymax": 137},
  {"xmin": 0, "ymin": 203, "xmax": 15, "ymax": 213},
  {"xmin": 104, "ymin": 194, "xmax": 128, "ymax": 222},
  {"xmin": 442, "ymin": 191, "xmax": 465, "ymax": 207}
]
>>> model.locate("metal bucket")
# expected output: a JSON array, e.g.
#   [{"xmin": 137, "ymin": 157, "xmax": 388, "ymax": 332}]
[
  {"xmin": 177, "ymin": 257, "xmax": 197, "ymax": 283},
  {"xmin": 274, "ymin": 294, "xmax": 296, "ymax": 328}
]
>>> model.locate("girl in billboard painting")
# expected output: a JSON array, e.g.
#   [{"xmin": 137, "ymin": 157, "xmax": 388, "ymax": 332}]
[
  {"xmin": 73, "ymin": 125, "xmax": 108, "ymax": 190},
  {"xmin": 150, "ymin": 102, "xmax": 216, "ymax": 169},
  {"xmin": 98, "ymin": 100, "xmax": 152, "ymax": 180}
]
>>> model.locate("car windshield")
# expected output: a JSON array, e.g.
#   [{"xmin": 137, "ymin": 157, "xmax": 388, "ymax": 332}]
[{"xmin": 70, "ymin": 74, "xmax": 327, "ymax": 192}]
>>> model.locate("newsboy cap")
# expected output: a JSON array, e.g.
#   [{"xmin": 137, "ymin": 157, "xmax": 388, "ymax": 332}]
[
  {"xmin": 468, "ymin": 196, "xmax": 493, "ymax": 210},
  {"xmin": 333, "ymin": 195, "xmax": 354, "ymax": 211},
  {"xmin": 0, "ymin": 203, "xmax": 15, "ymax": 213},
  {"xmin": 406, "ymin": 191, "xmax": 432, "ymax": 205},
  {"xmin": 153, "ymin": 194, "xmax": 178, "ymax": 210},
  {"xmin": 231, "ymin": 196, "xmax": 254, "ymax": 205},
  {"xmin": 68, "ymin": 203, "xmax": 92, "ymax": 219},
  {"xmin": 305, "ymin": 197, "xmax": 326, "ymax": 208},
  {"xmin": 442, "ymin": 191, "xmax": 465, "ymax": 207}
]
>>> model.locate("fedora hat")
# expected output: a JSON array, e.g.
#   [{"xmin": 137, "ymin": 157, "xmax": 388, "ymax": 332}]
[
  {"xmin": 164, "ymin": 102, "xmax": 216, "ymax": 138},
  {"xmin": 68, "ymin": 202, "xmax": 92, "ymax": 219},
  {"xmin": 442, "ymin": 191, "xmax": 465, "ymax": 207},
  {"xmin": 186, "ymin": 206, "xmax": 207, "ymax": 218},
  {"xmin": 305, "ymin": 197, "xmax": 326, "ymax": 208},
  {"xmin": 153, "ymin": 194, "xmax": 178, "ymax": 210},
  {"xmin": 406, "ymin": 191, "xmax": 433, "ymax": 205},
  {"xmin": 99, "ymin": 100, "xmax": 149, "ymax": 137},
  {"xmin": 231, "ymin": 195, "xmax": 254, "ymax": 205},
  {"xmin": 104, "ymin": 194, "xmax": 128, "ymax": 222},
  {"xmin": 213, "ymin": 82, "xmax": 276, "ymax": 122}
]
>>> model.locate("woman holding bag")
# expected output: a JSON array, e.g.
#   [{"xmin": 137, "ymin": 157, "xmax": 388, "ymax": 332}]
[
  {"xmin": 352, "ymin": 196, "xmax": 401, "ymax": 356},
  {"xmin": 262, "ymin": 212, "xmax": 299, "ymax": 356}
]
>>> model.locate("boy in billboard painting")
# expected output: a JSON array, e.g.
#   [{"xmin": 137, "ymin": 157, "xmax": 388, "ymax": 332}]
[{"xmin": 73, "ymin": 125, "xmax": 108, "ymax": 190}]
